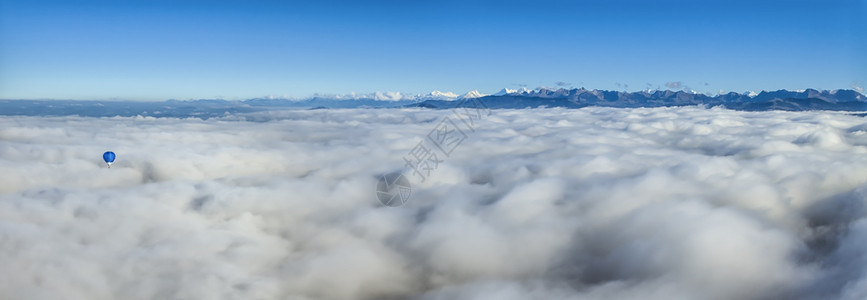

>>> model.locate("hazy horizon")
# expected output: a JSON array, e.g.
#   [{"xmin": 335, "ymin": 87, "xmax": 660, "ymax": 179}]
[{"xmin": 1, "ymin": 86, "xmax": 865, "ymax": 103}]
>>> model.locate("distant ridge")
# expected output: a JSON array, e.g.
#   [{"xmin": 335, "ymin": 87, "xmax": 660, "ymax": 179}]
[
  {"xmin": 1, "ymin": 88, "xmax": 865, "ymax": 118},
  {"xmin": 411, "ymin": 88, "xmax": 867, "ymax": 111}
]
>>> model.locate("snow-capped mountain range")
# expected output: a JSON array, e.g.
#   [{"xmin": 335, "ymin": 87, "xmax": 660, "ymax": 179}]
[
  {"xmin": 261, "ymin": 87, "xmax": 866, "ymax": 104},
  {"xmin": 285, "ymin": 87, "xmax": 867, "ymax": 111},
  {"xmin": 493, "ymin": 87, "xmax": 533, "ymax": 96},
  {"xmin": 1, "ymin": 88, "xmax": 865, "ymax": 118},
  {"xmin": 302, "ymin": 90, "xmax": 487, "ymax": 102},
  {"xmin": 413, "ymin": 87, "xmax": 867, "ymax": 111}
]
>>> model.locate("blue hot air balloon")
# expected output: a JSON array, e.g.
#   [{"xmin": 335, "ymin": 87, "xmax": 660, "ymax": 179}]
[{"xmin": 103, "ymin": 151, "xmax": 116, "ymax": 168}]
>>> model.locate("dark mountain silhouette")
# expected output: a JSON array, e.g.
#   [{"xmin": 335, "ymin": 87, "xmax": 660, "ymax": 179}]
[{"xmin": 412, "ymin": 88, "xmax": 866, "ymax": 111}]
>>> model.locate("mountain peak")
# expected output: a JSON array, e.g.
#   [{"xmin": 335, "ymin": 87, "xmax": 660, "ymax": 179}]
[
  {"xmin": 460, "ymin": 90, "xmax": 486, "ymax": 99},
  {"xmin": 494, "ymin": 88, "xmax": 517, "ymax": 96},
  {"xmin": 416, "ymin": 90, "xmax": 459, "ymax": 100},
  {"xmin": 429, "ymin": 90, "xmax": 459, "ymax": 98}
]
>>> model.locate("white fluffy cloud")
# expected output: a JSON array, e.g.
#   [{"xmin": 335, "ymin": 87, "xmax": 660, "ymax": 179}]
[{"xmin": 3, "ymin": 106, "xmax": 867, "ymax": 299}]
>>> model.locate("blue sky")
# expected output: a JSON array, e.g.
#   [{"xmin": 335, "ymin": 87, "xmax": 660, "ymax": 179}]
[{"xmin": 1, "ymin": 0, "xmax": 864, "ymax": 101}]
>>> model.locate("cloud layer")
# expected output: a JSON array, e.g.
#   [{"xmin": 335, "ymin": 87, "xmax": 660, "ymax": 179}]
[{"xmin": 3, "ymin": 107, "xmax": 867, "ymax": 299}]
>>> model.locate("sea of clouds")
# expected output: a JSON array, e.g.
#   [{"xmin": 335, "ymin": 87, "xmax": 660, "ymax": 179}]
[{"xmin": 3, "ymin": 106, "xmax": 867, "ymax": 299}]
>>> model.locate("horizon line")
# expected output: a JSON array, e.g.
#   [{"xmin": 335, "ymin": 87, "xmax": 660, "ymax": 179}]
[{"xmin": 1, "ymin": 87, "xmax": 864, "ymax": 102}]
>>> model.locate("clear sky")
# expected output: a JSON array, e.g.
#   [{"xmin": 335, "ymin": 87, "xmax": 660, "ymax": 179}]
[{"xmin": 1, "ymin": 0, "xmax": 865, "ymax": 101}]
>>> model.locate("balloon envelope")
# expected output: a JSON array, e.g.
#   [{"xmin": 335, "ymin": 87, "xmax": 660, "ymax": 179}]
[{"xmin": 103, "ymin": 151, "xmax": 116, "ymax": 163}]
